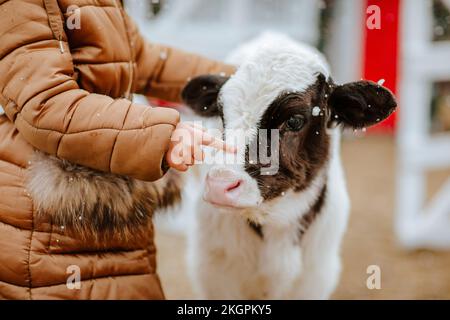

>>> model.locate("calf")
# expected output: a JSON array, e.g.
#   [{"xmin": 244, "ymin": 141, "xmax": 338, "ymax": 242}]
[{"xmin": 181, "ymin": 33, "xmax": 396, "ymax": 299}]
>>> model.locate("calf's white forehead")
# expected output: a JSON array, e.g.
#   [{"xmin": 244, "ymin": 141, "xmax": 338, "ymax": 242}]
[{"xmin": 220, "ymin": 42, "xmax": 330, "ymax": 139}]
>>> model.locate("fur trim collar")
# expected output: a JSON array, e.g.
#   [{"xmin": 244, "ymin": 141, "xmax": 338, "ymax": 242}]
[{"xmin": 26, "ymin": 152, "xmax": 181, "ymax": 241}]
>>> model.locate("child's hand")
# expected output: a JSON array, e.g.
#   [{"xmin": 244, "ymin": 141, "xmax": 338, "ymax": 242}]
[{"xmin": 165, "ymin": 122, "xmax": 236, "ymax": 172}]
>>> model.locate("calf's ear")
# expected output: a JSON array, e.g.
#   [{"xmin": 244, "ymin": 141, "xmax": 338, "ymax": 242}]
[
  {"xmin": 181, "ymin": 75, "xmax": 229, "ymax": 117},
  {"xmin": 328, "ymin": 80, "xmax": 397, "ymax": 129}
]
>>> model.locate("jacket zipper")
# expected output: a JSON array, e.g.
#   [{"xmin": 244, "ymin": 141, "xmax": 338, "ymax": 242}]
[{"xmin": 114, "ymin": 0, "xmax": 134, "ymax": 100}]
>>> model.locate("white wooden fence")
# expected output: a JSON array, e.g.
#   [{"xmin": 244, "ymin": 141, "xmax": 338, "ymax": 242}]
[
  {"xmin": 396, "ymin": 0, "xmax": 450, "ymax": 249},
  {"xmin": 124, "ymin": 0, "xmax": 321, "ymax": 60}
]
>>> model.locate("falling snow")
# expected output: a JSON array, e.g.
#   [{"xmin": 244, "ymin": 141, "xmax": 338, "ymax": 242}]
[
  {"xmin": 312, "ymin": 106, "xmax": 321, "ymax": 116},
  {"xmin": 159, "ymin": 51, "xmax": 168, "ymax": 60}
]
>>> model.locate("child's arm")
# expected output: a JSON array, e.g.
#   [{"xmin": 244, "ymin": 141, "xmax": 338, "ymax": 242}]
[
  {"xmin": 124, "ymin": 14, "xmax": 235, "ymax": 103},
  {"xmin": 0, "ymin": 2, "xmax": 177, "ymax": 182}
]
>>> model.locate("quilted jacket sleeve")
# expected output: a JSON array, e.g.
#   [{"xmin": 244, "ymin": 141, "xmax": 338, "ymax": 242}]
[
  {"xmin": 126, "ymin": 13, "xmax": 236, "ymax": 103},
  {"xmin": 0, "ymin": 0, "xmax": 178, "ymax": 181}
]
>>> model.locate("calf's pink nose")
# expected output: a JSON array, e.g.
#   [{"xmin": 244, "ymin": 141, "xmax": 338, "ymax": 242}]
[{"xmin": 204, "ymin": 174, "xmax": 243, "ymax": 207}]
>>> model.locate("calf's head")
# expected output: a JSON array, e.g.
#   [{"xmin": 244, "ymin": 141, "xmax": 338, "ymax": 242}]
[{"xmin": 182, "ymin": 46, "xmax": 396, "ymax": 210}]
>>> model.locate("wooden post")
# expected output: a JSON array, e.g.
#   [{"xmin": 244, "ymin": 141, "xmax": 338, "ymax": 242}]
[{"xmin": 363, "ymin": 0, "xmax": 400, "ymax": 132}]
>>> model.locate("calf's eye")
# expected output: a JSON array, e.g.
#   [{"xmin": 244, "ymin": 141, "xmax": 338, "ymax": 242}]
[{"xmin": 286, "ymin": 115, "xmax": 305, "ymax": 131}]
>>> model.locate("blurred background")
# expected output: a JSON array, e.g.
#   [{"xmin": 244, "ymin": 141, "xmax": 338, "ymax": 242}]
[{"xmin": 123, "ymin": 0, "xmax": 450, "ymax": 299}]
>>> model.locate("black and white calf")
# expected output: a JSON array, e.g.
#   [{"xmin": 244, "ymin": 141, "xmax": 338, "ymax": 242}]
[{"xmin": 181, "ymin": 33, "xmax": 396, "ymax": 299}]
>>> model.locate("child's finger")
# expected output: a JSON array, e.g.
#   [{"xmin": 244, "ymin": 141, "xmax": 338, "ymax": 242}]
[
  {"xmin": 192, "ymin": 144, "xmax": 205, "ymax": 163},
  {"xmin": 173, "ymin": 163, "xmax": 189, "ymax": 172},
  {"xmin": 167, "ymin": 148, "xmax": 187, "ymax": 169},
  {"xmin": 179, "ymin": 122, "xmax": 208, "ymax": 132},
  {"xmin": 182, "ymin": 145, "xmax": 194, "ymax": 166},
  {"xmin": 201, "ymin": 133, "xmax": 237, "ymax": 154},
  {"xmin": 166, "ymin": 152, "xmax": 189, "ymax": 171},
  {"xmin": 167, "ymin": 143, "xmax": 185, "ymax": 165}
]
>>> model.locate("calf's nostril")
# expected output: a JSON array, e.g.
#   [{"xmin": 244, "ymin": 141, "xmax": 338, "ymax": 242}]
[{"xmin": 226, "ymin": 180, "xmax": 242, "ymax": 192}]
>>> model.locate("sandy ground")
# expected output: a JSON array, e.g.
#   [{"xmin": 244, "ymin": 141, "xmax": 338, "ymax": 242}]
[{"xmin": 155, "ymin": 135, "xmax": 450, "ymax": 300}]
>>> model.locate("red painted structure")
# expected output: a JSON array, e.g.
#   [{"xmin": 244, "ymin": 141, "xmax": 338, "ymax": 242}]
[{"xmin": 363, "ymin": 0, "xmax": 400, "ymax": 132}]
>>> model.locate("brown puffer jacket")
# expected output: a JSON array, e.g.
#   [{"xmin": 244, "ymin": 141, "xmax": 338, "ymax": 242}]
[{"xmin": 0, "ymin": 0, "xmax": 233, "ymax": 299}]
